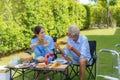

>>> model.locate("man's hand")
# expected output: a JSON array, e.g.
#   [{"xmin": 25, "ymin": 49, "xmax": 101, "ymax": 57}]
[
  {"xmin": 64, "ymin": 56, "xmax": 72, "ymax": 63},
  {"xmin": 67, "ymin": 43, "xmax": 81, "ymax": 57},
  {"xmin": 54, "ymin": 43, "xmax": 60, "ymax": 49},
  {"xmin": 54, "ymin": 43, "xmax": 65, "ymax": 57},
  {"xmin": 66, "ymin": 43, "xmax": 73, "ymax": 50}
]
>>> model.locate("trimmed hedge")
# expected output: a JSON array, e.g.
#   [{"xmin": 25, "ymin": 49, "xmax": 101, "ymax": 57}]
[{"xmin": 0, "ymin": 0, "xmax": 87, "ymax": 55}]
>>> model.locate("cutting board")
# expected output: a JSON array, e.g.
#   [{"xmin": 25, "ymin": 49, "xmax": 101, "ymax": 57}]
[
  {"xmin": 53, "ymin": 65, "xmax": 68, "ymax": 69},
  {"xmin": 48, "ymin": 64, "xmax": 68, "ymax": 71}
]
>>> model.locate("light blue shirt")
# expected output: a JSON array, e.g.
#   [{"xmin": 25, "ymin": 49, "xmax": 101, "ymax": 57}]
[
  {"xmin": 31, "ymin": 35, "xmax": 54, "ymax": 58},
  {"xmin": 64, "ymin": 35, "xmax": 91, "ymax": 63}
]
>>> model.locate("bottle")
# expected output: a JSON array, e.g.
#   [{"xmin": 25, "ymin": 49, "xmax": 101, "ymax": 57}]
[
  {"xmin": 49, "ymin": 53, "xmax": 54, "ymax": 62},
  {"xmin": 45, "ymin": 48, "xmax": 54, "ymax": 63},
  {"xmin": 44, "ymin": 55, "xmax": 49, "ymax": 65}
]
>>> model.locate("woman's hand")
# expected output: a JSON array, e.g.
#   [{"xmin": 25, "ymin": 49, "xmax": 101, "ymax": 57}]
[
  {"xmin": 44, "ymin": 40, "xmax": 50, "ymax": 47},
  {"xmin": 30, "ymin": 44, "xmax": 35, "ymax": 50}
]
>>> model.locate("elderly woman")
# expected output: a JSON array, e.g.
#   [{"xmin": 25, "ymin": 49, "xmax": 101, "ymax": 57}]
[{"xmin": 55, "ymin": 25, "xmax": 91, "ymax": 80}]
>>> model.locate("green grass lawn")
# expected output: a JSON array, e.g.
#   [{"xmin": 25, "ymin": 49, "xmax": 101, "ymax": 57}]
[{"xmin": 0, "ymin": 27, "xmax": 120, "ymax": 80}]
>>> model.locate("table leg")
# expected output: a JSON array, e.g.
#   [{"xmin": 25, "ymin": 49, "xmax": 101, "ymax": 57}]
[
  {"xmin": 60, "ymin": 71, "xmax": 62, "ymax": 80},
  {"xmin": 65, "ymin": 68, "xmax": 71, "ymax": 80},
  {"xmin": 10, "ymin": 69, "xmax": 13, "ymax": 80},
  {"xmin": 52, "ymin": 71, "xmax": 54, "ymax": 80},
  {"xmin": 22, "ymin": 69, "xmax": 24, "ymax": 80}
]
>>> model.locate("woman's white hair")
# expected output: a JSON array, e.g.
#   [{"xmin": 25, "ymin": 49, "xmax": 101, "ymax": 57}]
[{"xmin": 68, "ymin": 25, "xmax": 80, "ymax": 36}]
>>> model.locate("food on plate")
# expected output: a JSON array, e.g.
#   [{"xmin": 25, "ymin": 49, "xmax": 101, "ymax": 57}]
[
  {"xmin": 56, "ymin": 41, "xmax": 67, "ymax": 45},
  {"xmin": 23, "ymin": 62, "xmax": 29, "ymax": 66},
  {"xmin": 35, "ymin": 41, "xmax": 46, "ymax": 45},
  {"xmin": 20, "ymin": 54, "xmax": 33, "ymax": 62},
  {"xmin": 8, "ymin": 63, "xmax": 16, "ymax": 67},
  {"xmin": 37, "ymin": 57, "xmax": 45, "ymax": 62},
  {"xmin": 51, "ymin": 62, "xmax": 61, "ymax": 68},
  {"xmin": 55, "ymin": 58, "xmax": 68, "ymax": 64},
  {"xmin": 36, "ymin": 63, "xmax": 46, "ymax": 68},
  {"xmin": 16, "ymin": 64, "xmax": 30, "ymax": 68}
]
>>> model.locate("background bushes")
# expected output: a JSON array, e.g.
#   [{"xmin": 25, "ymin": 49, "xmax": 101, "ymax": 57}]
[
  {"xmin": 0, "ymin": 0, "xmax": 87, "ymax": 55},
  {"xmin": 110, "ymin": 5, "xmax": 120, "ymax": 27},
  {"xmin": 90, "ymin": 4, "xmax": 120, "ymax": 28},
  {"xmin": 0, "ymin": 0, "xmax": 120, "ymax": 55}
]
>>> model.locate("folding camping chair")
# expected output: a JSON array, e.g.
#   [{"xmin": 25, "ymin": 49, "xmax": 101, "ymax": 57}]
[{"xmin": 70, "ymin": 40, "xmax": 97, "ymax": 80}]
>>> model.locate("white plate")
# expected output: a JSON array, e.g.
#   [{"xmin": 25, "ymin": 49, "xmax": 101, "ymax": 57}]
[
  {"xmin": 52, "ymin": 58, "xmax": 68, "ymax": 64},
  {"xmin": 15, "ymin": 64, "xmax": 30, "ymax": 68}
]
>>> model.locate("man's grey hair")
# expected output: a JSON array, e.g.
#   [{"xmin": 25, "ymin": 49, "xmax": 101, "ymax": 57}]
[{"xmin": 68, "ymin": 25, "xmax": 80, "ymax": 36}]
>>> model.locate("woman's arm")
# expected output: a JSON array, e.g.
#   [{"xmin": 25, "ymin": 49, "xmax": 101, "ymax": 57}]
[{"xmin": 44, "ymin": 40, "xmax": 50, "ymax": 47}]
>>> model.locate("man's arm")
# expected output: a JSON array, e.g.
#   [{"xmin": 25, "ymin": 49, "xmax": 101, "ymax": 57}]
[
  {"xmin": 54, "ymin": 43, "xmax": 65, "ymax": 56},
  {"xmin": 67, "ymin": 43, "xmax": 81, "ymax": 57}
]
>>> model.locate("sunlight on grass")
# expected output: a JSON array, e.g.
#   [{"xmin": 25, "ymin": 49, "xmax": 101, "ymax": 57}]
[
  {"xmin": 0, "ymin": 52, "xmax": 27, "ymax": 65},
  {"xmin": 81, "ymin": 27, "xmax": 117, "ymax": 35}
]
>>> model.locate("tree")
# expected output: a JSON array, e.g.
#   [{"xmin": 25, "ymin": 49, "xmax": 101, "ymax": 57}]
[
  {"xmin": 90, "ymin": 0, "xmax": 119, "ymax": 6},
  {"xmin": 90, "ymin": 0, "xmax": 119, "ymax": 27}
]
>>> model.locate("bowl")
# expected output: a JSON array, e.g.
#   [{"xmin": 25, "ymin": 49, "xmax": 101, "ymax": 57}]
[{"xmin": 20, "ymin": 54, "xmax": 33, "ymax": 62}]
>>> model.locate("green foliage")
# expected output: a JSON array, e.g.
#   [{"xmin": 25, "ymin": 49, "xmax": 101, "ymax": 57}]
[
  {"xmin": 90, "ymin": 3, "xmax": 120, "ymax": 27},
  {"xmin": 50, "ymin": 0, "xmax": 70, "ymax": 37},
  {"xmin": 94, "ymin": 0, "xmax": 119, "ymax": 6},
  {"xmin": 83, "ymin": 5, "xmax": 90, "ymax": 28},
  {"xmin": 1, "ymin": 0, "xmax": 120, "ymax": 55},
  {"xmin": 0, "ymin": 0, "xmax": 88, "ymax": 55},
  {"xmin": 110, "ymin": 5, "xmax": 120, "ymax": 26},
  {"xmin": 68, "ymin": 1, "xmax": 87, "ymax": 29},
  {"xmin": 90, "ymin": 6, "xmax": 106, "ymax": 25}
]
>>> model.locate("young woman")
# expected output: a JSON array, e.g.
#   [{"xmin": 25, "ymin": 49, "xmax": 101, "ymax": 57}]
[{"xmin": 30, "ymin": 26, "xmax": 54, "ymax": 59}]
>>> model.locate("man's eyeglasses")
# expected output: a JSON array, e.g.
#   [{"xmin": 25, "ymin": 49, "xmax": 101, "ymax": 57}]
[
  {"xmin": 67, "ymin": 32, "xmax": 74, "ymax": 38},
  {"xmin": 67, "ymin": 32, "xmax": 78, "ymax": 41}
]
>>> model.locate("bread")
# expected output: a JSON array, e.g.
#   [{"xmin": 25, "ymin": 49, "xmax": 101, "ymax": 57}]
[
  {"xmin": 20, "ymin": 54, "xmax": 33, "ymax": 62},
  {"xmin": 35, "ymin": 41, "xmax": 45, "ymax": 45},
  {"xmin": 36, "ymin": 63, "xmax": 46, "ymax": 68},
  {"xmin": 56, "ymin": 41, "xmax": 67, "ymax": 45},
  {"xmin": 51, "ymin": 62, "xmax": 61, "ymax": 68},
  {"xmin": 37, "ymin": 57, "xmax": 45, "ymax": 62}
]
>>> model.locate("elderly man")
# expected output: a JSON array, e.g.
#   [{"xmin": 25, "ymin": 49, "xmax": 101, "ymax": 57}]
[{"xmin": 55, "ymin": 25, "xmax": 91, "ymax": 80}]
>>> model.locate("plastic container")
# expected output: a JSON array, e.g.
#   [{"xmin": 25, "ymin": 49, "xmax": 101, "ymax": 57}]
[
  {"xmin": 49, "ymin": 53, "xmax": 54, "ymax": 63},
  {"xmin": 0, "ymin": 67, "xmax": 10, "ymax": 80},
  {"xmin": 44, "ymin": 55, "xmax": 48, "ymax": 65}
]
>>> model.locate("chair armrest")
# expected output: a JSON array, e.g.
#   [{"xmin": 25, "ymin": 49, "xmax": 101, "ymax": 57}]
[
  {"xmin": 25, "ymin": 49, "xmax": 33, "ymax": 55},
  {"xmin": 87, "ymin": 54, "xmax": 97, "ymax": 66}
]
